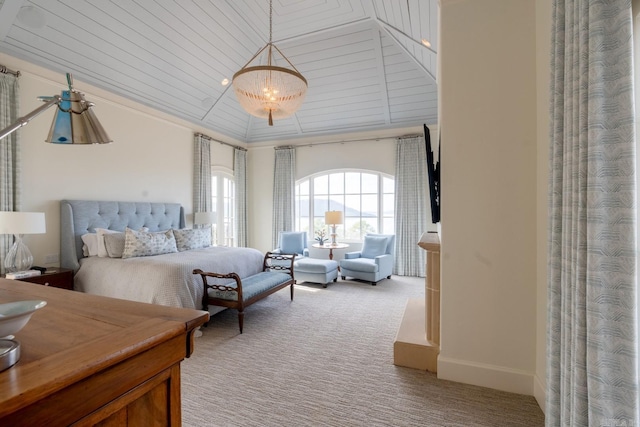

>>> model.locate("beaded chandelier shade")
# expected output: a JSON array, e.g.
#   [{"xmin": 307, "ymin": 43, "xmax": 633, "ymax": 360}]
[{"xmin": 232, "ymin": 0, "xmax": 307, "ymax": 126}]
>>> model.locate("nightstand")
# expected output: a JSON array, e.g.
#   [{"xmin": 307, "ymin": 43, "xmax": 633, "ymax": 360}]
[{"xmin": 13, "ymin": 268, "xmax": 74, "ymax": 290}]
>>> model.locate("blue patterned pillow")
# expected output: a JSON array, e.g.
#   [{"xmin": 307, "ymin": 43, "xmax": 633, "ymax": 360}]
[
  {"xmin": 361, "ymin": 235, "xmax": 388, "ymax": 258},
  {"xmin": 173, "ymin": 228, "xmax": 212, "ymax": 251},
  {"xmin": 122, "ymin": 228, "xmax": 178, "ymax": 259}
]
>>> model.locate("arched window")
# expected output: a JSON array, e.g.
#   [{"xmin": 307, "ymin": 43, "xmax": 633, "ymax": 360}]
[
  {"xmin": 295, "ymin": 170, "xmax": 394, "ymax": 241},
  {"xmin": 211, "ymin": 170, "xmax": 235, "ymax": 246}
]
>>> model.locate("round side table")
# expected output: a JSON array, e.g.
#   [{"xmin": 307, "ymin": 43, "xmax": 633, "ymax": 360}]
[{"xmin": 311, "ymin": 242, "xmax": 349, "ymax": 260}]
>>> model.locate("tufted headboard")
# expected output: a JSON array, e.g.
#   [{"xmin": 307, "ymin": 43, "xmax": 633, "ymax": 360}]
[{"xmin": 60, "ymin": 200, "xmax": 185, "ymax": 272}]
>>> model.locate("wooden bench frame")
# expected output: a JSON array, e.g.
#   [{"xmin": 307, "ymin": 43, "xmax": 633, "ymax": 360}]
[{"xmin": 193, "ymin": 252, "xmax": 296, "ymax": 333}]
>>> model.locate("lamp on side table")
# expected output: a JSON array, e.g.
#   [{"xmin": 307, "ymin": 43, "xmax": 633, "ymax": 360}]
[
  {"xmin": 194, "ymin": 211, "xmax": 216, "ymax": 246},
  {"xmin": 324, "ymin": 211, "xmax": 343, "ymax": 245},
  {"xmin": 0, "ymin": 212, "xmax": 46, "ymax": 273}
]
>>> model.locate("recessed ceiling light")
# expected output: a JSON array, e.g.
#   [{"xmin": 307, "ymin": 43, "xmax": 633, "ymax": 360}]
[
  {"xmin": 421, "ymin": 39, "xmax": 431, "ymax": 48},
  {"xmin": 221, "ymin": 78, "xmax": 229, "ymax": 86},
  {"xmin": 17, "ymin": 6, "xmax": 46, "ymax": 29},
  {"xmin": 201, "ymin": 97, "xmax": 214, "ymax": 108}
]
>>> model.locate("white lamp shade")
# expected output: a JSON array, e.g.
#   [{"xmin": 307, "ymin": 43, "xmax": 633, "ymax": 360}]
[
  {"xmin": 324, "ymin": 211, "xmax": 343, "ymax": 225},
  {"xmin": 194, "ymin": 212, "xmax": 216, "ymax": 225},
  {"xmin": 0, "ymin": 212, "xmax": 46, "ymax": 235}
]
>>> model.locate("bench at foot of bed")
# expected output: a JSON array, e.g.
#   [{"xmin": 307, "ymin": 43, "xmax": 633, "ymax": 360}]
[{"xmin": 193, "ymin": 252, "xmax": 296, "ymax": 333}]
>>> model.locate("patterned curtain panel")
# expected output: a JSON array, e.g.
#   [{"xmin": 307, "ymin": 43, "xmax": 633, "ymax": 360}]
[
  {"xmin": 272, "ymin": 147, "xmax": 295, "ymax": 248},
  {"xmin": 0, "ymin": 73, "xmax": 21, "ymax": 274},
  {"xmin": 234, "ymin": 148, "xmax": 247, "ymax": 247},
  {"xmin": 193, "ymin": 134, "xmax": 212, "ymax": 227},
  {"xmin": 547, "ymin": 1, "xmax": 639, "ymax": 425},
  {"xmin": 394, "ymin": 136, "xmax": 427, "ymax": 277}
]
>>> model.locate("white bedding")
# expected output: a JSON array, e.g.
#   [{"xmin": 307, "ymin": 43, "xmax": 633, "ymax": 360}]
[{"xmin": 74, "ymin": 246, "xmax": 265, "ymax": 309}]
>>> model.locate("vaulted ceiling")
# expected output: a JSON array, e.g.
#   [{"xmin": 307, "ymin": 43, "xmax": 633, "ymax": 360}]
[{"xmin": 0, "ymin": 0, "xmax": 438, "ymax": 144}]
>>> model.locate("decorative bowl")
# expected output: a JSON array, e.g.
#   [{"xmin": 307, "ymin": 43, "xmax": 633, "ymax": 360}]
[{"xmin": 0, "ymin": 300, "xmax": 47, "ymax": 338}]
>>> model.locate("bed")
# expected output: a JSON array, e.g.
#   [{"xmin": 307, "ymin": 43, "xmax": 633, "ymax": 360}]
[{"xmin": 60, "ymin": 200, "xmax": 265, "ymax": 310}]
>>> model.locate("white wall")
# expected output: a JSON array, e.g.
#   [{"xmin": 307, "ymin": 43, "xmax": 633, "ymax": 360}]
[
  {"xmin": 535, "ymin": 0, "xmax": 552, "ymax": 412},
  {"xmin": 439, "ymin": 0, "xmax": 538, "ymax": 394}
]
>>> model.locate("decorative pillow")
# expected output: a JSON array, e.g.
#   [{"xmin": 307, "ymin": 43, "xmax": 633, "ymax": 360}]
[
  {"xmin": 122, "ymin": 228, "xmax": 178, "ymax": 259},
  {"xmin": 95, "ymin": 228, "xmax": 120, "ymax": 257},
  {"xmin": 361, "ymin": 235, "xmax": 388, "ymax": 259},
  {"xmin": 173, "ymin": 228, "xmax": 211, "ymax": 252},
  {"xmin": 81, "ymin": 233, "xmax": 99, "ymax": 257},
  {"xmin": 280, "ymin": 232, "xmax": 304, "ymax": 254},
  {"xmin": 103, "ymin": 232, "xmax": 126, "ymax": 258}
]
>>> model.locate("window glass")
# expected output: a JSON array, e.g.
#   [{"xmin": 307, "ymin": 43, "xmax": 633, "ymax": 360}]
[
  {"xmin": 298, "ymin": 180, "xmax": 309, "ymax": 196},
  {"xmin": 211, "ymin": 171, "xmax": 235, "ymax": 246},
  {"xmin": 328, "ymin": 195, "xmax": 344, "ymax": 212},
  {"xmin": 329, "ymin": 173, "xmax": 344, "ymax": 193},
  {"xmin": 362, "ymin": 173, "xmax": 378, "ymax": 193},
  {"xmin": 314, "ymin": 175, "xmax": 328, "ymax": 194},
  {"xmin": 383, "ymin": 176, "xmax": 394, "ymax": 193},
  {"xmin": 295, "ymin": 170, "xmax": 394, "ymax": 241},
  {"xmin": 345, "ymin": 172, "xmax": 360, "ymax": 193}
]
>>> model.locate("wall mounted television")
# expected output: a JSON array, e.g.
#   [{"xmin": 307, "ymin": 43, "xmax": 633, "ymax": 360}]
[{"xmin": 424, "ymin": 124, "xmax": 440, "ymax": 223}]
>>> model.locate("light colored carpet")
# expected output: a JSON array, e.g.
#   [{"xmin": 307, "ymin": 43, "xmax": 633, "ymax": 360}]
[{"xmin": 181, "ymin": 276, "xmax": 544, "ymax": 427}]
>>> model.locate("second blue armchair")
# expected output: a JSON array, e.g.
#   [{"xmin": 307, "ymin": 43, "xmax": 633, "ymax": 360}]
[{"xmin": 339, "ymin": 233, "xmax": 395, "ymax": 285}]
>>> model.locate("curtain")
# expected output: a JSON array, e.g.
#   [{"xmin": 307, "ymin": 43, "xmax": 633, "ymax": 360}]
[
  {"xmin": 193, "ymin": 134, "xmax": 211, "ymax": 226},
  {"xmin": 234, "ymin": 148, "xmax": 247, "ymax": 247},
  {"xmin": 272, "ymin": 147, "xmax": 295, "ymax": 248},
  {"xmin": 0, "ymin": 73, "xmax": 21, "ymax": 274},
  {"xmin": 547, "ymin": 1, "xmax": 639, "ymax": 425},
  {"xmin": 394, "ymin": 136, "xmax": 427, "ymax": 277}
]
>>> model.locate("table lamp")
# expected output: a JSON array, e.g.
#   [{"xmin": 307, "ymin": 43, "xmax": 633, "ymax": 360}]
[
  {"xmin": 0, "ymin": 212, "xmax": 46, "ymax": 273},
  {"xmin": 194, "ymin": 211, "xmax": 216, "ymax": 246},
  {"xmin": 324, "ymin": 211, "xmax": 343, "ymax": 245},
  {"xmin": 194, "ymin": 211, "xmax": 216, "ymax": 227}
]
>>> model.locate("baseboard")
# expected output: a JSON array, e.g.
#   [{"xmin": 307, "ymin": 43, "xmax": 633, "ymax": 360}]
[
  {"xmin": 437, "ymin": 356, "xmax": 534, "ymax": 395},
  {"xmin": 533, "ymin": 373, "xmax": 546, "ymax": 414}
]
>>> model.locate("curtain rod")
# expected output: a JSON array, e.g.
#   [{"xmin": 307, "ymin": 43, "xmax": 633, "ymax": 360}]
[
  {"xmin": 195, "ymin": 132, "xmax": 247, "ymax": 151},
  {"xmin": 0, "ymin": 65, "xmax": 20, "ymax": 77},
  {"xmin": 274, "ymin": 134, "xmax": 423, "ymax": 149}
]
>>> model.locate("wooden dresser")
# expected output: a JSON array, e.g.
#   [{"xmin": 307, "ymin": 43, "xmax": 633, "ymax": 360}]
[{"xmin": 0, "ymin": 279, "xmax": 209, "ymax": 426}]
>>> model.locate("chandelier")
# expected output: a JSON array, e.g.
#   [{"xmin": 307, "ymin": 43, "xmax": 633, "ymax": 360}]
[{"xmin": 232, "ymin": 0, "xmax": 307, "ymax": 126}]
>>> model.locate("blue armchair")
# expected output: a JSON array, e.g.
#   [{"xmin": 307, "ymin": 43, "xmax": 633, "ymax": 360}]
[
  {"xmin": 339, "ymin": 234, "xmax": 395, "ymax": 285},
  {"xmin": 272, "ymin": 231, "xmax": 309, "ymax": 258}
]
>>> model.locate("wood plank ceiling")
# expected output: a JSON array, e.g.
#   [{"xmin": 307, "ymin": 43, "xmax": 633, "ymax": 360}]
[{"xmin": 0, "ymin": 0, "xmax": 438, "ymax": 144}]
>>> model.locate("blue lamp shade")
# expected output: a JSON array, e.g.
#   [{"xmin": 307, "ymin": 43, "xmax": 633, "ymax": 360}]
[{"xmin": 0, "ymin": 212, "xmax": 46, "ymax": 273}]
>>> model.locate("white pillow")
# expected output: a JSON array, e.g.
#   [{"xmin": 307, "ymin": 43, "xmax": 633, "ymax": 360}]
[
  {"xmin": 81, "ymin": 233, "xmax": 99, "ymax": 257},
  {"xmin": 122, "ymin": 228, "xmax": 178, "ymax": 259},
  {"xmin": 95, "ymin": 228, "xmax": 119, "ymax": 257}
]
